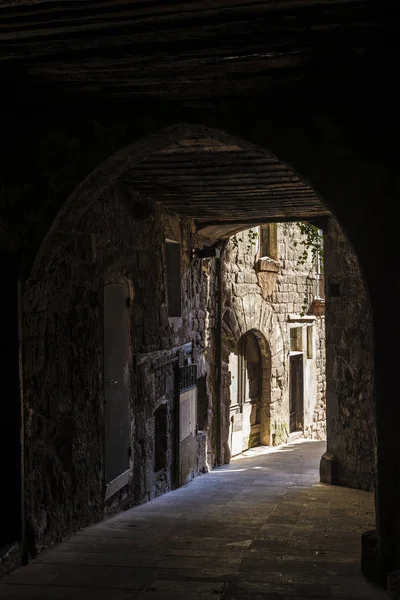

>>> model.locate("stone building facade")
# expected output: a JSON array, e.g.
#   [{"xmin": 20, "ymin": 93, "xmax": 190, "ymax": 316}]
[{"xmin": 221, "ymin": 223, "xmax": 326, "ymax": 461}]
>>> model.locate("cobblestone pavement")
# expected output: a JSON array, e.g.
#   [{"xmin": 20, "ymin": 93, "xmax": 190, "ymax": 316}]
[{"xmin": 0, "ymin": 440, "xmax": 389, "ymax": 599}]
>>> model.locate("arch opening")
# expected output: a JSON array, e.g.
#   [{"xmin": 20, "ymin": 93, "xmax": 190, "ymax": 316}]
[
  {"xmin": 228, "ymin": 329, "xmax": 271, "ymax": 457},
  {"xmin": 18, "ymin": 123, "xmax": 375, "ymax": 567}
]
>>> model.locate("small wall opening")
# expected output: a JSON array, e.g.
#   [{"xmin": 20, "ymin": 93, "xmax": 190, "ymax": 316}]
[
  {"xmin": 154, "ymin": 404, "xmax": 168, "ymax": 472},
  {"xmin": 290, "ymin": 327, "xmax": 303, "ymax": 352}
]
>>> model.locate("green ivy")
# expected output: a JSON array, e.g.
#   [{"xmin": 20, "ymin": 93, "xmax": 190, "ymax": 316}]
[
  {"xmin": 294, "ymin": 223, "xmax": 324, "ymax": 316},
  {"xmin": 232, "ymin": 228, "xmax": 258, "ymax": 253},
  {"xmin": 293, "ymin": 222, "xmax": 323, "ymax": 265}
]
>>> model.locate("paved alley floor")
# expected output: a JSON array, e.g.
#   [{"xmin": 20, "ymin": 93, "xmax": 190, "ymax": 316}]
[{"xmin": 0, "ymin": 440, "xmax": 389, "ymax": 599}]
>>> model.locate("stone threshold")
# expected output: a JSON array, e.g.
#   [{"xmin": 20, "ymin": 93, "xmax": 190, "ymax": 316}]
[{"xmin": 288, "ymin": 430, "xmax": 304, "ymax": 442}]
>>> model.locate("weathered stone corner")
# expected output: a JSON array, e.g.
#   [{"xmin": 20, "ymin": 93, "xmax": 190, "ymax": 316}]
[
  {"xmin": 361, "ymin": 529, "xmax": 385, "ymax": 585},
  {"xmin": 319, "ymin": 451, "xmax": 337, "ymax": 485},
  {"xmin": 387, "ymin": 569, "xmax": 400, "ymax": 598},
  {"xmin": 0, "ymin": 542, "xmax": 22, "ymax": 578}
]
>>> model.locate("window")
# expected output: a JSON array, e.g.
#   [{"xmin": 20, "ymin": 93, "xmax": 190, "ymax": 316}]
[
  {"xmin": 259, "ymin": 224, "xmax": 278, "ymax": 260},
  {"xmin": 290, "ymin": 327, "xmax": 302, "ymax": 352},
  {"xmin": 307, "ymin": 325, "xmax": 314, "ymax": 359},
  {"xmin": 165, "ymin": 240, "xmax": 181, "ymax": 317}
]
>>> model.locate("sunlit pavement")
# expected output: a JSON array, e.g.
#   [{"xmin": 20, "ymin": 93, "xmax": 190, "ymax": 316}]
[{"xmin": 0, "ymin": 440, "xmax": 389, "ymax": 599}]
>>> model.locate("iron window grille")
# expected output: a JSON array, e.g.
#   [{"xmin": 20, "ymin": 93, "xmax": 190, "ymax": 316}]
[{"xmin": 179, "ymin": 364, "xmax": 197, "ymax": 392}]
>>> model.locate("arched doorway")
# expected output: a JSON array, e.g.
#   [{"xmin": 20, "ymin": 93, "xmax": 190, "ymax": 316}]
[
  {"xmin": 228, "ymin": 330, "xmax": 270, "ymax": 456},
  {"xmin": 20, "ymin": 123, "xmax": 374, "ymax": 565}
]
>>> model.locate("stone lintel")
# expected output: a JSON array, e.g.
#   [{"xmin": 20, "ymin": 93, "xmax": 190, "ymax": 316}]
[{"xmin": 287, "ymin": 314, "xmax": 316, "ymax": 323}]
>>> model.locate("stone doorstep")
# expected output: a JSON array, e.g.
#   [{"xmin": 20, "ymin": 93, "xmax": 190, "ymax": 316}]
[
  {"xmin": 320, "ymin": 452, "xmax": 338, "ymax": 485},
  {"xmin": 0, "ymin": 542, "xmax": 22, "ymax": 579}
]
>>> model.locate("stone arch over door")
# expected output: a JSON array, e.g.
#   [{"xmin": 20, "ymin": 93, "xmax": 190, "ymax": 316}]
[
  {"xmin": 222, "ymin": 295, "xmax": 285, "ymax": 459},
  {"xmin": 227, "ymin": 328, "xmax": 272, "ymax": 457}
]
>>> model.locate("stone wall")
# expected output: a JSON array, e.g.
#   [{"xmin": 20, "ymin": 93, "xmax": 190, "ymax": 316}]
[
  {"xmin": 221, "ymin": 223, "xmax": 326, "ymax": 460},
  {"xmin": 22, "ymin": 185, "xmax": 216, "ymax": 556},
  {"xmin": 321, "ymin": 218, "xmax": 375, "ymax": 491},
  {"xmin": 309, "ymin": 316, "xmax": 327, "ymax": 440}
]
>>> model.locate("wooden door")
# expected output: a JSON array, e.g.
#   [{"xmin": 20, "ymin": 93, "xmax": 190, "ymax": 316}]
[
  {"xmin": 178, "ymin": 364, "xmax": 197, "ymax": 485},
  {"xmin": 103, "ymin": 283, "xmax": 131, "ymax": 499},
  {"xmin": 289, "ymin": 354, "xmax": 304, "ymax": 433}
]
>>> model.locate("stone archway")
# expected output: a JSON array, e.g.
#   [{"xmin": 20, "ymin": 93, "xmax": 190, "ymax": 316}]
[
  {"xmin": 226, "ymin": 329, "xmax": 272, "ymax": 457},
  {"xmin": 20, "ymin": 122, "xmax": 375, "ymax": 566},
  {"xmin": 221, "ymin": 281, "xmax": 285, "ymax": 462}
]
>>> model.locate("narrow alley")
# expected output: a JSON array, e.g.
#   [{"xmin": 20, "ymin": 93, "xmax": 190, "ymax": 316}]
[{"xmin": 0, "ymin": 441, "xmax": 388, "ymax": 600}]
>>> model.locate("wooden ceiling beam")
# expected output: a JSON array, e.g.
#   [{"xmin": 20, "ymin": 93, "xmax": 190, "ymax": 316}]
[{"xmin": 196, "ymin": 214, "xmax": 330, "ymax": 228}]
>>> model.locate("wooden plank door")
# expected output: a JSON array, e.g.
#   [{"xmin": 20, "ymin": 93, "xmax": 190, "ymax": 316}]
[
  {"xmin": 289, "ymin": 354, "xmax": 304, "ymax": 433},
  {"xmin": 103, "ymin": 283, "xmax": 131, "ymax": 500}
]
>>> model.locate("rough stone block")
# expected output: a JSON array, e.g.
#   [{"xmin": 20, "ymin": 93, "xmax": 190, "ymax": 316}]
[
  {"xmin": 243, "ymin": 272, "xmax": 258, "ymax": 284},
  {"xmin": 320, "ymin": 452, "xmax": 337, "ymax": 485}
]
